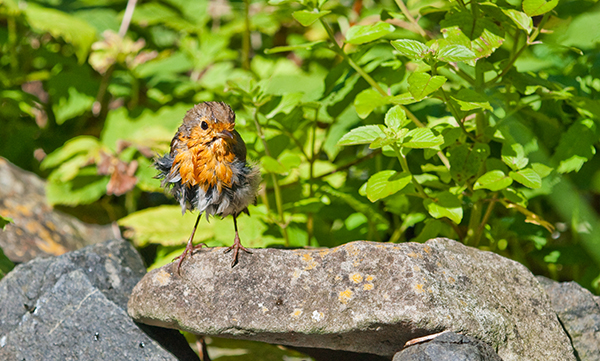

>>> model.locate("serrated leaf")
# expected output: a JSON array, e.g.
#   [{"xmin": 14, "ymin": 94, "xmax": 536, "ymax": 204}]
[
  {"xmin": 448, "ymin": 143, "xmax": 490, "ymax": 183},
  {"xmin": 502, "ymin": 9, "xmax": 533, "ymax": 33},
  {"xmin": 474, "ymin": 170, "xmax": 513, "ymax": 191},
  {"xmin": 502, "ymin": 142, "xmax": 529, "ymax": 170},
  {"xmin": 346, "ymin": 22, "xmax": 395, "ymax": 44},
  {"xmin": 337, "ymin": 125, "xmax": 386, "ymax": 146},
  {"xmin": 384, "ymin": 105, "xmax": 409, "ymax": 130},
  {"xmin": 522, "ymin": 0, "xmax": 558, "ymax": 17},
  {"xmin": 370, "ymin": 137, "xmax": 397, "ymax": 149},
  {"xmin": 509, "ymin": 168, "xmax": 542, "ymax": 189},
  {"xmin": 450, "ymin": 88, "xmax": 493, "ymax": 111},
  {"xmin": 424, "ymin": 191, "xmax": 463, "ymax": 224},
  {"xmin": 440, "ymin": 10, "xmax": 504, "ymax": 60},
  {"xmin": 531, "ymin": 163, "xmax": 553, "ymax": 178},
  {"xmin": 436, "ymin": 45, "xmax": 477, "ymax": 62},
  {"xmin": 292, "ymin": 9, "xmax": 331, "ymax": 27},
  {"xmin": 354, "ymin": 88, "xmax": 389, "ymax": 118},
  {"xmin": 407, "ymin": 72, "xmax": 447, "ymax": 101},
  {"xmin": 402, "ymin": 128, "xmax": 444, "ymax": 148},
  {"xmin": 391, "ymin": 39, "xmax": 430, "ymax": 59},
  {"xmin": 366, "ymin": 170, "xmax": 411, "ymax": 202}
]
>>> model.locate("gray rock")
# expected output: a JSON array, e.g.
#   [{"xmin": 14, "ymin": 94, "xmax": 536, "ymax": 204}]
[
  {"xmin": 537, "ymin": 276, "xmax": 600, "ymax": 360},
  {"xmin": 0, "ymin": 157, "xmax": 116, "ymax": 263},
  {"xmin": 128, "ymin": 238, "xmax": 575, "ymax": 360},
  {"xmin": 393, "ymin": 332, "xmax": 502, "ymax": 361},
  {"xmin": 0, "ymin": 239, "xmax": 198, "ymax": 360}
]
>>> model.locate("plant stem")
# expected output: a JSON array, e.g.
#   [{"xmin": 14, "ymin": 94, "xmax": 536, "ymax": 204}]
[
  {"xmin": 242, "ymin": 0, "xmax": 251, "ymax": 70},
  {"xmin": 394, "ymin": 0, "xmax": 427, "ymax": 38},
  {"xmin": 251, "ymin": 107, "xmax": 289, "ymax": 246},
  {"xmin": 119, "ymin": 0, "xmax": 138, "ymax": 37},
  {"xmin": 391, "ymin": 144, "xmax": 428, "ymax": 198}
]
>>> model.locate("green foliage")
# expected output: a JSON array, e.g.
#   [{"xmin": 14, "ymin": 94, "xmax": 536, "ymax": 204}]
[
  {"xmin": 2, "ymin": 0, "xmax": 600, "ymax": 304},
  {"xmin": 0, "ymin": 216, "xmax": 15, "ymax": 279}
]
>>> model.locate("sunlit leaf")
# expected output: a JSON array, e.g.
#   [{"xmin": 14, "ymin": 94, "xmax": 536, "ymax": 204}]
[
  {"xmin": 522, "ymin": 0, "xmax": 558, "ymax": 17},
  {"xmin": 501, "ymin": 142, "xmax": 529, "ymax": 170},
  {"xmin": 407, "ymin": 72, "xmax": 447, "ymax": 101},
  {"xmin": 354, "ymin": 88, "xmax": 389, "ymax": 118},
  {"xmin": 346, "ymin": 22, "xmax": 395, "ymax": 44},
  {"xmin": 474, "ymin": 170, "xmax": 513, "ymax": 191},
  {"xmin": 384, "ymin": 105, "xmax": 409, "ymax": 131},
  {"xmin": 423, "ymin": 191, "xmax": 463, "ymax": 224},
  {"xmin": 401, "ymin": 128, "xmax": 444, "ymax": 148},
  {"xmin": 366, "ymin": 170, "xmax": 411, "ymax": 202},
  {"xmin": 450, "ymin": 89, "xmax": 493, "ymax": 111},
  {"xmin": 292, "ymin": 10, "xmax": 331, "ymax": 27},
  {"xmin": 436, "ymin": 45, "xmax": 477, "ymax": 62},
  {"xmin": 46, "ymin": 168, "xmax": 110, "ymax": 206},
  {"xmin": 337, "ymin": 125, "xmax": 386, "ymax": 146},
  {"xmin": 265, "ymin": 40, "xmax": 326, "ymax": 54},
  {"xmin": 391, "ymin": 39, "xmax": 430, "ymax": 59},
  {"xmin": 509, "ymin": 168, "xmax": 542, "ymax": 189},
  {"xmin": 502, "ymin": 9, "xmax": 533, "ymax": 33}
]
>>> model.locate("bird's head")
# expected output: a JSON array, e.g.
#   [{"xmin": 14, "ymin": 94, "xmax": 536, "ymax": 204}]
[{"xmin": 183, "ymin": 102, "xmax": 237, "ymax": 149}]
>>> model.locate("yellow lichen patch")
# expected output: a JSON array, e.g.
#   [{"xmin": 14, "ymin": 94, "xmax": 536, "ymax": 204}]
[
  {"xmin": 423, "ymin": 246, "xmax": 432, "ymax": 253},
  {"xmin": 363, "ymin": 283, "xmax": 374, "ymax": 291},
  {"xmin": 352, "ymin": 260, "xmax": 361, "ymax": 267},
  {"xmin": 366, "ymin": 275, "xmax": 374, "ymax": 282},
  {"xmin": 413, "ymin": 266, "xmax": 421, "ymax": 272},
  {"xmin": 292, "ymin": 269, "xmax": 302, "ymax": 279},
  {"xmin": 153, "ymin": 269, "xmax": 172, "ymax": 286},
  {"xmin": 338, "ymin": 289, "xmax": 353, "ymax": 304},
  {"xmin": 350, "ymin": 272, "xmax": 363, "ymax": 284},
  {"xmin": 291, "ymin": 309, "xmax": 303, "ymax": 318},
  {"xmin": 36, "ymin": 238, "xmax": 68, "ymax": 256},
  {"xmin": 345, "ymin": 244, "xmax": 360, "ymax": 256},
  {"xmin": 301, "ymin": 253, "xmax": 317, "ymax": 270},
  {"xmin": 414, "ymin": 284, "xmax": 425, "ymax": 293},
  {"xmin": 45, "ymin": 221, "xmax": 56, "ymax": 231},
  {"xmin": 16, "ymin": 204, "xmax": 33, "ymax": 217},
  {"xmin": 407, "ymin": 252, "xmax": 422, "ymax": 258},
  {"xmin": 447, "ymin": 276, "xmax": 456, "ymax": 283},
  {"xmin": 318, "ymin": 249, "xmax": 330, "ymax": 258}
]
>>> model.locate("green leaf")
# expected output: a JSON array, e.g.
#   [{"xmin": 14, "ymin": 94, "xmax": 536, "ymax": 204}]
[
  {"xmin": 531, "ymin": 163, "xmax": 553, "ymax": 178},
  {"xmin": 0, "ymin": 245, "xmax": 15, "ymax": 280},
  {"xmin": 25, "ymin": 4, "xmax": 97, "ymax": 63},
  {"xmin": 501, "ymin": 142, "xmax": 529, "ymax": 170},
  {"xmin": 337, "ymin": 125, "xmax": 386, "ymax": 146},
  {"xmin": 46, "ymin": 168, "xmax": 110, "ymax": 206},
  {"xmin": 407, "ymin": 72, "xmax": 447, "ymax": 101},
  {"xmin": 440, "ymin": 10, "xmax": 504, "ymax": 59},
  {"xmin": 552, "ymin": 119, "xmax": 598, "ymax": 174},
  {"xmin": 424, "ymin": 191, "xmax": 463, "ymax": 224},
  {"xmin": 321, "ymin": 185, "xmax": 390, "ymax": 228},
  {"xmin": 509, "ymin": 168, "xmax": 542, "ymax": 189},
  {"xmin": 41, "ymin": 136, "xmax": 101, "ymax": 169},
  {"xmin": 401, "ymin": 128, "xmax": 444, "ymax": 148},
  {"xmin": 522, "ymin": 0, "xmax": 559, "ymax": 17},
  {"xmin": 346, "ymin": 22, "xmax": 395, "ymax": 44},
  {"xmin": 264, "ymin": 40, "xmax": 326, "ymax": 54},
  {"xmin": 292, "ymin": 10, "xmax": 331, "ymax": 27},
  {"xmin": 436, "ymin": 45, "xmax": 476, "ymax": 62},
  {"xmin": 450, "ymin": 89, "xmax": 493, "ymax": 111},
  {"xmin": 384, "ymin": 105, "xmax": 409, "ymax": 131},
  {"xmin": 0, "ymin": 215, "xmax": 12, "ymax": 230},
  {"xmin": 448, "ymin": 143, "xmax": 490, "ymax": 183},
  {"xmin": 354, "ymin": 88, "xmax": 389, "ymax": 118},
  {"xmin": 390, "ymin": 39, "xmax": 430, "ymax": 59},
  {"xmin": 261, "ymin": 155, "xmax": 287, "ymax": 174},
  {"xmin": 502, "ymin": 9, "xmax": 533, "ymax": 33},
  {"xmin": 366, "ymin": 170, "xmax": 412, "ymax": 202},
  {"xmin": 474, "ymin": 170, "xmax": 513, "ymax": 191}
]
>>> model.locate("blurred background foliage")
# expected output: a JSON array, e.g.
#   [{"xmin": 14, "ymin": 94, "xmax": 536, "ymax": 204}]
[{"xmin": 1, "ymin": 0, "xmax": 600, "ymax": 330}]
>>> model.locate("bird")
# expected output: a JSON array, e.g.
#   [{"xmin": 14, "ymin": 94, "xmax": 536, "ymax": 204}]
[{"xmin": 154, "ymin": 102, "xmax": 261, "ymax": 271}]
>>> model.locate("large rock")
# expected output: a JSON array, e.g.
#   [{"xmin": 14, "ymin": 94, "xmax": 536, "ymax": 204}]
[
  {"xmin": 128, "ymin": 238, "xmax": 576, "ymax": 360},
  {"xmin": 0, "ymin": 157, "xmax": 116, "ymax": 263},
  {"xmin": 393, "ymin": 332, "xmax": 502, "ymax": 361},
  {"xmin": 0, "ymin": 239, "xmax": 198, "ymax": 360},
  {"xmin": 537, "ymin": 276, "xmax": 600, "ymax": 360}
]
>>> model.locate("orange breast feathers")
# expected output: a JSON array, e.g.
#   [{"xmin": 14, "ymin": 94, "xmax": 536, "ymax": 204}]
[{"xmin": 173, "ymin": 130, "xmax": 237, "ymax": 192}]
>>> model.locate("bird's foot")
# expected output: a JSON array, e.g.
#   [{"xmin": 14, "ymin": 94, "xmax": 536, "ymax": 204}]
[
  {"xmin": 174, "ymin": 241, "xmax": 207, "ymax": 274},
  {"xmin": 224, "ymin": 234, "xmax": 252, "ymax": 267}
]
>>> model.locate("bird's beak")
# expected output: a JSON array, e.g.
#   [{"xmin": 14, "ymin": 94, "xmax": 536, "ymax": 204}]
[{"xmin": 217, "ymin": 130, "xmax": 234, "ymax": 139}]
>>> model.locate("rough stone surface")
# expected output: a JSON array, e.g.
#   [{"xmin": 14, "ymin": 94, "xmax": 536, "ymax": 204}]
[
  {"xmin": 392, "ymin": 332, "xmax": 502, "ymax": 361},
  {"xmin": 537, "ymin": 276, "xmax": 600, "ymax": 361},
  {"xmin": 128, "ymin": 238, "xmax": 575, "ymax": 360},
  {"xmin": 0, "ymin": 157, "xmax": 116, "ymax": 263},
  {"xmin": 0, "ymin": 239, "xmax": 198, "ymax": 361}
]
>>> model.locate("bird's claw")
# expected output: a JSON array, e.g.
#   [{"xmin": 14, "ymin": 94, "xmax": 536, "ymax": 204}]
[
  {"xmin": 224, "ymin": 238, "xmax": 252, "ymax": 268},
  {"xmin": 174, "ymin": 242, "xmax": 207, "ymax": 274}
]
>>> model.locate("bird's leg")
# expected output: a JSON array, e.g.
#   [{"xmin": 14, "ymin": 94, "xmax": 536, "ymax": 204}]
[
  {"xmin": 224, "ymin": 214, "xmax": 252, "ymax": 267},
  {"xmin": 174, "ymin": 213, "xmax": 207, "ymax": 274}
]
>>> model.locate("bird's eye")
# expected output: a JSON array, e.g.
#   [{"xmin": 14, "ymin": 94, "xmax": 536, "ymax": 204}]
[{"xmin": 201, "ymin": 121, "xmax": 208, "ymax": 130}]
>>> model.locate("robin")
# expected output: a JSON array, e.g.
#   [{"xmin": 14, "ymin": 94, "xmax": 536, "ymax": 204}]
[{"xmin": 154, "ymin": 102, "xmax": 261, "ymax": 271}]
